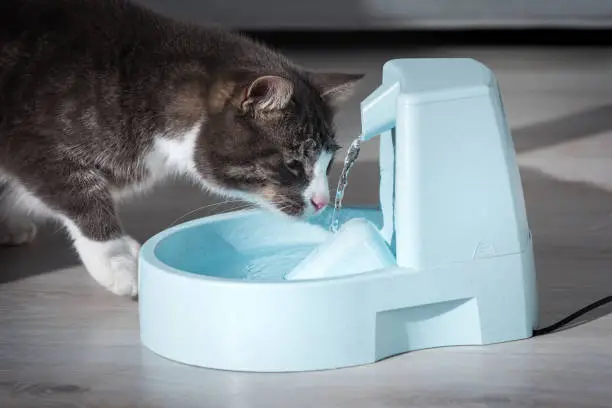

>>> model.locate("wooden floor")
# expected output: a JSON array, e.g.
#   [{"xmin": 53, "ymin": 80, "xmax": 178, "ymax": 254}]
[{"xmin": 2, "ymin": 46, "xmax": 612, "ymax": 407}]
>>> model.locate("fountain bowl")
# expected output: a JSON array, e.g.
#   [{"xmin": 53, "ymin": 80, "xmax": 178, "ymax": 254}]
[
  {"xmin": 139, "ymin": 205, "xmax": 535, "ymax": 373},
  {"xmin": 139, "ymin": 58, "xmax": 539, "ymax": 373},
  {"xmin": 139, "ymin": 207, "xmax": 396, "ymax": 372}
]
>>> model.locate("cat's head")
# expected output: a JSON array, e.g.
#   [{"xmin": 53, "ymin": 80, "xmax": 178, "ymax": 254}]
[{"xmin": 197, "ymin": 70, "xmax": 363, "ymax": 218}]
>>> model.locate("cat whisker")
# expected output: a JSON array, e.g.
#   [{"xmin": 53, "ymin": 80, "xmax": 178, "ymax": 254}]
[
  {"xmin": 219, "ymin": 203, "xmax": 255, "ymax": 214},
  {"xmin": 169, "ymin": 199, "xmax": 246, "ymax": 227}
]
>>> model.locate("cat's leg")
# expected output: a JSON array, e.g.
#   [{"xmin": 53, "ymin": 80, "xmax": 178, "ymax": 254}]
[
  {"xmin": 59, "ymin": 197, "xmax": 140, "ymax": 297},
  {"xmin": 30, "ymin": 175, "xmax": 140, "ymax": 296},
  {"xmin": 0, "ymin": 181, "xmax": 37, "ymax": 246},
  {"xmin": 65, "ymin": 221, "xmax": 140, "ymax": 297}
]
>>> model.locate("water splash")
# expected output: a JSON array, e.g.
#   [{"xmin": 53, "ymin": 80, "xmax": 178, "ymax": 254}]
[{"xmin": 330, "ymin": 138, "xmax": 361, "ymax": 232}]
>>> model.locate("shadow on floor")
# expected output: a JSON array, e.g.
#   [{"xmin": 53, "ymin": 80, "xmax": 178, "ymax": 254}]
[{"xmin": 513, "ymin": 104, "xmax": 612, "ymax": 154}]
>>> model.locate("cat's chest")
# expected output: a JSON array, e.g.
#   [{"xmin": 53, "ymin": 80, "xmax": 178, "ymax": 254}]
[{"xmin": 110, "ymin": 125, "xmax": 200, "ymax": 200}]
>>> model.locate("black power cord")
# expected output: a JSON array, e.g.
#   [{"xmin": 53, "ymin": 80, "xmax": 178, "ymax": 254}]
[{"xmin": 533, "ymin": 295, "xmax": 612, "ymax": 336}]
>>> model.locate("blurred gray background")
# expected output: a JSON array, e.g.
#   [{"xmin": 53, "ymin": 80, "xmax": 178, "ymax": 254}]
[{"xmin": 137, "ymin": 0, "xmax": 612, "ymax": 29}]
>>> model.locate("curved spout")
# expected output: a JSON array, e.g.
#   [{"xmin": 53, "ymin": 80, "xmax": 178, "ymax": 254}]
[{"xmin": 359, "ymin": 82, "xmax": 400, "ymax": 142}]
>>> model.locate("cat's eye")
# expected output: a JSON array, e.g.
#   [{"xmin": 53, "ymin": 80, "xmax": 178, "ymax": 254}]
[
  {"xmin": 301, "ymin": 139, "xmax": 318, "ymax": 155},
  {"xmin": 285, "ymin": 159, "xmax": 303, "ymax": 175}
]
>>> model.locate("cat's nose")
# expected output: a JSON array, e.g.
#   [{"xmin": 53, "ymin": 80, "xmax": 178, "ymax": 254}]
[{"xmin": 311, "ymin": 195, "xmax": 329, "ymax": 212}]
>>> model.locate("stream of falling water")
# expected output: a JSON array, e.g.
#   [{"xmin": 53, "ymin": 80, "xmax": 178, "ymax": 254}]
[{"xmin": 329, "ymin": 138, "xmax": 361, "ymax": 232}]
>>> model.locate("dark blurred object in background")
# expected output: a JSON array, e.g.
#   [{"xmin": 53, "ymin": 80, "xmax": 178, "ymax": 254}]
[
  {"xmin": 134, "ymin": 0, "xmax": 612, "ymax": 46},
  {"xmin": 136, "ymin": 0, "xmax": 612, "ymax": 31}
]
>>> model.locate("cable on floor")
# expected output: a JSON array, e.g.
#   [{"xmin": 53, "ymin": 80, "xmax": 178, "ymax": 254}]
[{"xmin": 533, "ymin": 295, "xmax": 612, "ymax": 336}]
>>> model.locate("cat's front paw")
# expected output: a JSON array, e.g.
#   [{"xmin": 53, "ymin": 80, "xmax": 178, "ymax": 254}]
[
  {"xmin": 0, "ymin": 219, "xmax": 37, "ymax": 246},
  {"xmin": 76, "ymin": 235, "xmax": 140, "ymax": 297},
  {"xmin": 106, "ymin": 249, "xmax": 139, "ymax": 297},
  {"xmin": 104, "ymin": 236, "xmax": 140, "ymax": 296}
]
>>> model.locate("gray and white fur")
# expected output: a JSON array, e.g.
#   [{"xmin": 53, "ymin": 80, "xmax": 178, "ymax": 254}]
[{"xmin": 0, "ymin": 0, "xmax": 362, "ymax": 296}]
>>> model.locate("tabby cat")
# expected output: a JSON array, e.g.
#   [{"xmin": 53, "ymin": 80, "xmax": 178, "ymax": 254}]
[{"xmin": 0, "ymin": 0, "xmax": 362, "ymax": 296}]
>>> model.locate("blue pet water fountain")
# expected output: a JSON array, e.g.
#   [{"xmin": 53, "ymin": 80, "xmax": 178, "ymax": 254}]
[{"xmin": 139, "ymin": 58, "xmax": 538, "ymax": 372}]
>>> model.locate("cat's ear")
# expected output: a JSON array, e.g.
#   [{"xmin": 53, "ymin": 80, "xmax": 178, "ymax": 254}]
[
  {"xmin": 241, "ymin": 76, "xmax": 293, "ymax": 113},
  {"xmin": 309, "ymin": 72, "xmax": 364, "ymax": 108}
]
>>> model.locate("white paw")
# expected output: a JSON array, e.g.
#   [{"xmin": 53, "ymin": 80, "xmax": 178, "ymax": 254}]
[
  {"xmin": 74, "ymin": 235, "xmax": 141, "ymax": 297},
  {"xmin": 107, "ymin": 251, "xmax": 139, "ymax": 297},
  {"xmin": 0, "ymin": 219, "xmax": 37, "ymax": 246}
]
